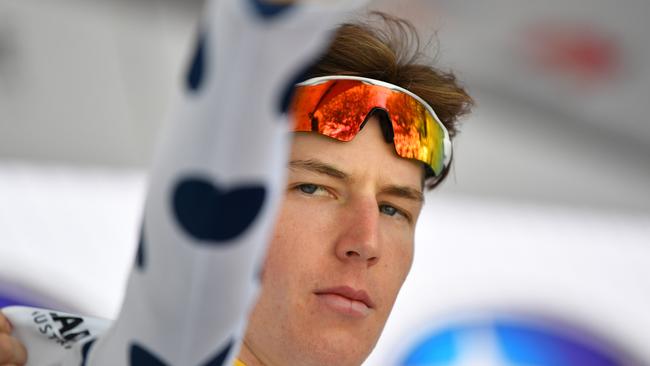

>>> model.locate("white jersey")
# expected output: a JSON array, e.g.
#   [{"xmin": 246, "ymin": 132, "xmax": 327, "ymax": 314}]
[{"xmin": 3, "ymin": 0, "xmax": 366, "ymax": 364}]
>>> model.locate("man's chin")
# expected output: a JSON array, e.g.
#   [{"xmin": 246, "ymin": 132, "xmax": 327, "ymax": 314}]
[{"xmin": 301, "ymin": 324, "xmax": 379, "ymax": 366}]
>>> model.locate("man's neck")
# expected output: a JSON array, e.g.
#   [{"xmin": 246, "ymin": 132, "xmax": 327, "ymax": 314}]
[{"xmin": 237, "ymin": 338, "xmax": 269, "ymax": 366}]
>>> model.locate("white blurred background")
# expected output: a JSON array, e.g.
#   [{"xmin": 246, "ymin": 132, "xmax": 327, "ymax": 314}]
[{"xmin": 0, "ymin": 0, "xmax": 648, "ymax": 364}]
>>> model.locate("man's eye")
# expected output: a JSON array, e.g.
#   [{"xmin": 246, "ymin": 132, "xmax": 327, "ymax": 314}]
[
  {"xmin": 298, "ymin": 183, "xmax": 319, "ymax": 194},
  {"xmin": 379, "ymin": 204, "xmax": 398, "ymax": 216},
  {"xmin": 296, "ymin": 183, "xmax": 330, "ymax": 197},
  {"xmin": 379, "ymin": 204, "xmax": 409, "ymax": 221}
]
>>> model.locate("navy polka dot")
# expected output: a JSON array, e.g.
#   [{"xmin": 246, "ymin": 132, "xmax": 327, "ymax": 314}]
[
  {"xmin": 136, "ymin": 227, "xmax": 145, "ymax": 270},
  {"xmin": 201, "ymin": 339, "xmax": 234, "ymax": 366},
  {"xmin": 172, "ymin": 177, "xmax": 266, "ymax": 243},
  {"xmin": 130, "ymin": 343, "xmax": 168, "ymax": 366},
  {"xmin": 80, "ymin": 338, "xmax": 96, "ymax": 366},
  {"xmin": 186, "ymin": 32, "xmax": 207, "ymax": 92},
  {"xmin": 129, "ymin": 340, "xmax": 232, "ymax": 366},
  {"xmin": 248, "ymin": 0, "xmax": 294, "ymax": 19}
]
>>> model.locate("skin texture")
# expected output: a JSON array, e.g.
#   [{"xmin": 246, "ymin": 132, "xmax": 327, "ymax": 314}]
[{"xmin": 239, "ymin": 117, "xmax": 425, "ymax": 366}]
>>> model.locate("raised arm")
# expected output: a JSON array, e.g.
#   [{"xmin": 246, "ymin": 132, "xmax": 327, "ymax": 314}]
[{"xmin": 76, "ymin": 1, "xmax": 365, "ymax": 365}]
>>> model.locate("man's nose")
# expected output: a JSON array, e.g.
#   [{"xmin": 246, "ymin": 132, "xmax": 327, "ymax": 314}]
[{"xmin": 334, "ymin": 197, "xmax": 380, "ymax": 267}]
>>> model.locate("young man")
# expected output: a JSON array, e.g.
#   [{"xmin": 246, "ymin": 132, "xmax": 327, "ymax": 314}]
[{"xmin": 0, "ymin": 0, "xmax": 471, "ymax": 365}]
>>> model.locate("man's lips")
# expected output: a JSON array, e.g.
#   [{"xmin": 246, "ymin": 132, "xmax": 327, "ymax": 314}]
[{"xmin": 314, "ymin": 286, "xmax": 375, "ymax": 318}]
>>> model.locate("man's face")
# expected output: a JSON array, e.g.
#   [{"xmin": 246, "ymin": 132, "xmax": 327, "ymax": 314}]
[{"xmin": 243, "ymin": 117, "xmax": 425, "ymax": 366}]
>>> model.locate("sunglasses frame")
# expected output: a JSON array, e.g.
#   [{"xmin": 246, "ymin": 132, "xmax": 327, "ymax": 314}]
[{"xmin": 292, "ymin": 75, "xmax": 453, "ymax": 184}]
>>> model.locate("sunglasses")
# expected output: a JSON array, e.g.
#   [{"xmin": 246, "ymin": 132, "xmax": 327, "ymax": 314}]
[{"xmin": 289, "ymin": 76, "xmax": 452, "ymax": 186}]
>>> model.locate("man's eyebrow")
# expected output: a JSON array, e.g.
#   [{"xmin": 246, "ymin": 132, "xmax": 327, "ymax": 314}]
[
  {"xmin": 289, "ymin": 159, "xmax": 349, "ymax": 181},
  {"xmin": 380, "ymin": 185, "xmax": 424, "ymax": 204},
  {"xmin": 289, "ymin": 159, "xmax": 423, "ymax": 203}
]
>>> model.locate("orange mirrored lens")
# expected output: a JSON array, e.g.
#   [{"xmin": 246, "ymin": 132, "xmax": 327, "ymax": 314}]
[
  {"xmin": 290, "ymin": 79, "xmax": 446, "ymax": 176},
  {"xmin": 386, "ymin": 92, "xmax": 446, "ymax": 175}
]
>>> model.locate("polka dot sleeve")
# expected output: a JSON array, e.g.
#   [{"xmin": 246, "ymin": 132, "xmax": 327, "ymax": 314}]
[
  {"xmin": 3, "ymin": 0, "xmax": 367, "ymax": 365},
  {"xmin": 84, "ymin": 1, "xmax": 366, "ymax": 365}
]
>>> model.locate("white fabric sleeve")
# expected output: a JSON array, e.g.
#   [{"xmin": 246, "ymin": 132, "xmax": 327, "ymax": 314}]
[{"xmin": 4, "ymin": 0, "xmax": 368, "ymax": 365}]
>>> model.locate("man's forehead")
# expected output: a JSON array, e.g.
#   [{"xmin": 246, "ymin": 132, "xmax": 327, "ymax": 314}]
[{"xmin": 291, "ymin": 122, "xmax": 424, "ymax": 187}]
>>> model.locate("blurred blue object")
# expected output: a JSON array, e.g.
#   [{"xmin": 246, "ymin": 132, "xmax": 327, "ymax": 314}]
[
  {"xmin": 400, "ymin": 314, "xmax": 641, "ymax": 366},
  {"xmin": 0, "ymin": 292, "xmax": 43, "ymax": 309}
]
